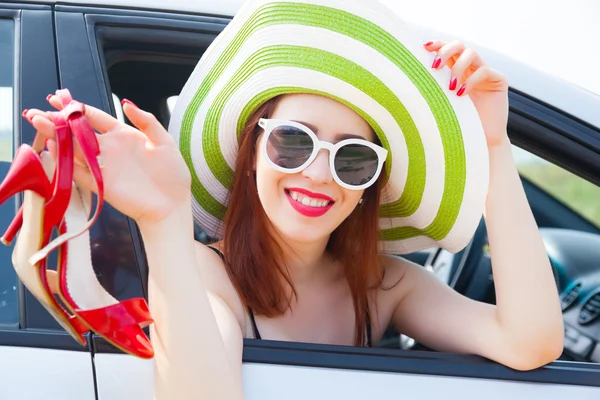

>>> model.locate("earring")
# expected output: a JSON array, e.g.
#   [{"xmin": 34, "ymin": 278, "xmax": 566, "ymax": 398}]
[{"xmin": 358, "ymin": 198, "xmax": 363, "ymax": 205}]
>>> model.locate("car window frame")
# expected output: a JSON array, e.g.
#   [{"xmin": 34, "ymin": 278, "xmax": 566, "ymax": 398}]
[
  {"xmin": 0, "ymin": 3, "xmax": 95, "ymax": 352},
  {"xmin": 57, "ymin": 3, "xmax": 600, "ymax": 388},
  {"xmin": 513, "ymin": 145, "xmax": 600, "ymax": 230},
  {"xmin": 0, "ymin": 9, "xmax": 19, "ymax": 330}
]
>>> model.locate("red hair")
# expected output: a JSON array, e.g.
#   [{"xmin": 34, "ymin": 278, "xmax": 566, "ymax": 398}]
[{"xmin": 223, "ymin": 96, "xmax": 385, "ymax": 346}]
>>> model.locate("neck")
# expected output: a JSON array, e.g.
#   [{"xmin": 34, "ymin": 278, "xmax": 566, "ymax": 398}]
[{"xmin": 271, "ymin": 230, "xmax": 340, "ymax": 286}]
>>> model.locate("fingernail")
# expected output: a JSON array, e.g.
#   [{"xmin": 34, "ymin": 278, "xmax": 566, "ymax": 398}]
[
  {"xmin": 423, "ymin": 41, "xmax": 433, "ymax": 47},
  {"xmin": 457, "ymin": 85, "xmax": 467, "ymax": 97},
  {"xmin": 22, "ymin": 109, "xmax": 29, "ymax": 119},
  {"xmin": 121, "ymin": 99, "xmax": 138, "ymax": 109},
  {"xmin": 431, "ymin": 57, "xmax": 442, "ymax": 69},
  {"xmin": 449, "ymin": 77, "xmax": 458, "ymax": 91},
  {"xmin": 46, "ymin": 94, "xmax": 52, "ymax": 102}
]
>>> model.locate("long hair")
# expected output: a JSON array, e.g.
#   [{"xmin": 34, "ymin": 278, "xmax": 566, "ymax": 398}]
[{"xmin": 222, "ymin": 96, "xmax": 385, "ymax": 346}]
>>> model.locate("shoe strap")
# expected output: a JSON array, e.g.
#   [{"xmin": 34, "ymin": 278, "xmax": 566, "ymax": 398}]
[
  {"xmin": 29, "ymin": 91, "xmax": 105, "ymax": 265},
  {"xmin": 42, "ymin": 110, "xmax": 75, "ymax": 240}
]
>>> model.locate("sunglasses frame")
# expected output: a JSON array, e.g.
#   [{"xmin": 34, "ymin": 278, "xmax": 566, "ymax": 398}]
[{"xmin": 258, "ymin": 118, "xmax": 388, "ymax": 191}]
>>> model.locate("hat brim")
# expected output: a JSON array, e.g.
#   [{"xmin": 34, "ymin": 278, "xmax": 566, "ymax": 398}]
[{"xmin": 169, "ymin": 0, "xmax": 489, "ymax": 254}]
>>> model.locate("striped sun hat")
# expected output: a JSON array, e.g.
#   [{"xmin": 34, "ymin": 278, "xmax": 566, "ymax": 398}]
[{"xmin": 168, "ymin": 0, "xmax": 490, "ymax": 254}]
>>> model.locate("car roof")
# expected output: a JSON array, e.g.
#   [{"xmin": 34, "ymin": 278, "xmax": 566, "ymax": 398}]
[{"xmin": 20, "ymin": 0, "xmax": 600, "ymax": 130}]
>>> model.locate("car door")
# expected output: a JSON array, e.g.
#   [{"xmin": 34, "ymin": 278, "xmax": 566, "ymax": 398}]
[
  {"xmin": 0, "ymin": 3, "xmax": 96, "ymax": 399},
  {"xmin": 52, "ymin": 2, "xmax": 600, "ymax": 399}
]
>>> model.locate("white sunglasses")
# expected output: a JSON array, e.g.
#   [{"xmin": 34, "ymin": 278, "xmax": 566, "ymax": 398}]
[{"xmin": 258, "ymin": 118, "xmax": 388, "ymax": 191}]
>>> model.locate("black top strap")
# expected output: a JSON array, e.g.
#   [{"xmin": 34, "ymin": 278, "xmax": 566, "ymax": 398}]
[
  {"xmin": 208, "ymin": 246, "xmax": 225, "ymax": 261},
  {"xmin": 247, "ymin": 307, "xmax": 262, "ymax": 340},
  {"xmin": 207, "ymin": 246, "xmax": 371, "ymax": 346}
]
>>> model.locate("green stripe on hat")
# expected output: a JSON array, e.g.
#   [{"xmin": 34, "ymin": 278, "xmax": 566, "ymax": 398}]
[
  {"xmin": 203, "ymin": 45, "xmax": 424, "ymax": 216},
  {"xmin": 180, "ymin": 2, "xmax": 466, "ymax": 241}
]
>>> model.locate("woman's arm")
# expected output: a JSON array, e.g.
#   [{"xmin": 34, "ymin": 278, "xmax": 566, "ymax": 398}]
[
  {"xmin": 483, "ymin": 136, "xmax": 564, "ymax": 361},
  {"xmin": 388, "ymin": 40, "xmax": 564, "ymax": 371},
  {"xmin": 140, "ymin": 202, "xmax": 246, "ymax": 400},
  {"xmin": 389, "ymin": 137, "xmax": 563, "ymax": 370},
  {"xmin": 26, "ymin": 99, "xmax": 246, "ymax": 399}
]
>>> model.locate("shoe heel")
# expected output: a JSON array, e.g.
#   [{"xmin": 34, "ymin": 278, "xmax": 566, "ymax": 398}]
[
  {"xmin": 1, "ymin": 206, "xmax": 23, "ymax": 246},
  {"xmin": 0, "ymin": 145, "xmax": 53, "ymax": 205}
]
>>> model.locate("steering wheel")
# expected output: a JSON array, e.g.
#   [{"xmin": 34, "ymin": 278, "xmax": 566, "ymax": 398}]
[{"xmin": 426, "ymin": 218, "xmax": 491, "ymax": 298}]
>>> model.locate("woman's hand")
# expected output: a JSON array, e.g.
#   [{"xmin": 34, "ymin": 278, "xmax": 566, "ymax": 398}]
[
  {"xmin": 418, "ymin": 40, "xmax": 564, "ymax": 369},
  {"xmin": 424, "ymin": 40, "xmax": 510, "ymax": 148},
  {"xmin": 24, "ymin": 97, "xmax": 192, "ymax": 227}
]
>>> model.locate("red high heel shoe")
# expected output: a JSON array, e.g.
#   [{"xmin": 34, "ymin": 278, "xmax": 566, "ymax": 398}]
[
  {"xmin": 25, "ymin": 91, "xmax": 154, "ymax": 359},
  {"xmin": 4, "ymin": 148, "xmax": 89, "ymax": 345}
]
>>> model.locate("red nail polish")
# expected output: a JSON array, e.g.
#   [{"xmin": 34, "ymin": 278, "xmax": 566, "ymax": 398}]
[
  {"xmin": 46, "ymin": 94, "xmax": 52, "ymax": 102},
  {"xmin": 432, "ymin": 57, "xmax": 442, "ymax": 69},
  {"xmin": 457, "ymin": 85, "xmax": 467, "ymax": 97},
  {"xmin": 22, "ymin": 109, "xmax": 29, "ymax": 119},
  {"xmin": 449, "ymin": 77, "xmax": 457, "ymax": 91},
  {"xmin": 423, "ymin": 41, "xmax": 433, "ymax": 47},
  {"xmin": 121, "ymin": 99, "xmax": 138, "ymax": 109}
]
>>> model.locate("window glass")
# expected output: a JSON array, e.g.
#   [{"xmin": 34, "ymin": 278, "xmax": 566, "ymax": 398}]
[
  {"xmin": 0, "ymin": 18, "xmax": 18, "ymax": 327},
  {"xmin": 512, "ymin": 146, "xmax": 600, "ymax": 227}
]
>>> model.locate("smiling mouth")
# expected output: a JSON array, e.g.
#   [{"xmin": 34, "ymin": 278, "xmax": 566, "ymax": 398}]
[
  {"xmin": 285, "ymin": 189, "xmax": 334, "ymax": 208},
  {"xmin": 284, "ymin": 189, "xmax": 335, "ymax": 217}
]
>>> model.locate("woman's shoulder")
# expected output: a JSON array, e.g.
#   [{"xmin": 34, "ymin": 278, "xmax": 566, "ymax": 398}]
[
  {"xmin": 376, "ymin": 253, "xmax": 433, "ymax": 298},
  {"xmin": 193, "ymin": 241, "xmax": 247, "ymax": 327}
]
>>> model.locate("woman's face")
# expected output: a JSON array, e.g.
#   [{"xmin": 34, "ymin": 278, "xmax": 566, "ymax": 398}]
[{"xmin": 254, "ymin": 93, "xmax": 375, "ymax": 244}]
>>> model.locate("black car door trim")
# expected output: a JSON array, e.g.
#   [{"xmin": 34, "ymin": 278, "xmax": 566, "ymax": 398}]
[
  {"xmin": 56, "ymin": 3, "xmax": 232, "ymax": 22},
  {"xmin": 0, "ymin": 328, "xmax": 89, "ymax": 352},
  {"xmin": 0, "ymin": 8, "xmax": 24, "ymax": 332},
  {"xmin": 508, "ymin": 90, "xmax": 600, "ymax": 187},
  {"xmin": 241, "ymin": 339, "xmax": 600, "ymax": 387},
  {"xmin": 0, "ymin": 5, "xmax": 66, "ymax": 339},
  {"xmin": 0, "ymin": 2, "xmax": 49, "ymax": 11},
  {"xmin": 89, "ymin": 336, "xmax": 600, "ymax": 387}
]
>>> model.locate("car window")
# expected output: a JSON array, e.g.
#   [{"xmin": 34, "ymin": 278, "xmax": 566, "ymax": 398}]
[
  {"xmin": 512, "ymin": 146, "xmax": 600, "ymax": 228},
  {"xmin": 0, "ymin": 18, "xmax": 18, "ymax": 327}
]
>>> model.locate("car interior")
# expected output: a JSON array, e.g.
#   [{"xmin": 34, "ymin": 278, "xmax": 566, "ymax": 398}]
[{"xmin": 97, "ymin": 24, "xmax": 600, "ymax": 364}]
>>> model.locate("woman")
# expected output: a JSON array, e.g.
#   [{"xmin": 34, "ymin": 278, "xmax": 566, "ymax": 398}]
[{"xmin": 21, "ymin": 0, "xmax": 563, "ymax": 398}]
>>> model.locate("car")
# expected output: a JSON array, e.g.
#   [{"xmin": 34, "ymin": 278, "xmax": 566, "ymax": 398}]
[{"xmin": 1, "ymin": 1, "xmax": 600, "ymax": 399}]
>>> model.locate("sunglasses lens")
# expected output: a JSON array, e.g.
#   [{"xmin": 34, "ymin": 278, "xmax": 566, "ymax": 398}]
[
  {"xmin": 266, "ymin": 125, "xmax": 314, "ymax": 169},
  {"xmin": 334, "ymin": 144, "xmax": 380, "ymax": 187}
]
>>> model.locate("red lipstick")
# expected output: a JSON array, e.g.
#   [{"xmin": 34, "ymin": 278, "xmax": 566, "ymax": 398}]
[{"xmin": 285, "ymin": 188, "xmax": 334, "ymax": 218}]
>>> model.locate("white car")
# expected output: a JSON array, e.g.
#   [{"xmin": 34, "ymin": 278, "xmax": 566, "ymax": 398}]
[{"xmin": 1, "ymin": 1, "xmax": 600, "ymax": 399}]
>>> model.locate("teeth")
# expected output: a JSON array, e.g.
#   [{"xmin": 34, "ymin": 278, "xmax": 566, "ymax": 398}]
[{"xmin": 288, "ymin": 190, "xmax": 331, "ymax": 208}]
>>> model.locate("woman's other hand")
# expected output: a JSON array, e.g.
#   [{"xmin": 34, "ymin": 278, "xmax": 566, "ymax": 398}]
[{"xmin": 424, "ymin": 40, "xmax": 510, "ymax": 148}]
